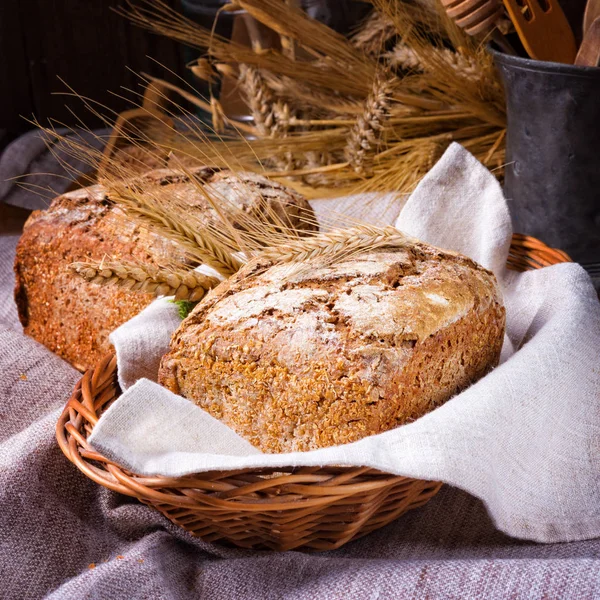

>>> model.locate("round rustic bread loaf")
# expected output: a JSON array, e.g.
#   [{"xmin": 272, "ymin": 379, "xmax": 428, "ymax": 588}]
[
  {"xmin": 159, "ymin": 241, "xmax": 505, "ymax": 453},
  {"xmin": 14, "ymin": 168, "xmax": 315, "ymax": 371}
]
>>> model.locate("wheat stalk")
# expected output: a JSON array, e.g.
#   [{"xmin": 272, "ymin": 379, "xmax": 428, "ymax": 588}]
[
  {"xmin": 107, "ymin": 183, "xmax": 243, "ymax": 276},
  {"xmin": 345, "ymin": 76, "xmax": 395, "ymax": 176},
  {"xmin": 301, "ymin": 150, "xmax": 340, "ymax": 187},
  {"xmin": 261, "ymin": 73, "xmax": 363, "ymax": 115},
  {"xmin": 121, "ymin": 0, "xmax": 377, "ymax": 97},
  {"xmin": 70, "ymin": 260, "xmax": 221, "ymax": 302},
  {"xmin": 235, "ymin": 0, "xmax": 376, "ymax": 78},
  {"xmin": 272, "ymin": 101, "xmax": 297, "ymax": 172},
  {"xmin": 258, "ymin": 224, "xmax": 417, "ymax": 267}
]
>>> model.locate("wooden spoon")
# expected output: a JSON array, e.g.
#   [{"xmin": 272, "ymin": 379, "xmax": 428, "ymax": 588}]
[
  {"xmin": 501, "ymin": 0, "xmax": 577, "ymax": 63},
  {"xmin": 443, "ymin": 0, "xmax": 505, "ymax": 34},
  {"xmin": 441, "ymin": 0, "xmax": 515, "ymax": 53},
  {"xmin": 575, "ymin": 16, "xmax": 600, "ymax": 65}
]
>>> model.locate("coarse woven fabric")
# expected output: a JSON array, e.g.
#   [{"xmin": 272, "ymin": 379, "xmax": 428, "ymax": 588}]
[
  {"xmin": 91, "ymin": 143, "xmax": 600, "ymax": 545},
  {"xmin": 2, "ymin": 141, "xmax": 600, "ymax": 599}
]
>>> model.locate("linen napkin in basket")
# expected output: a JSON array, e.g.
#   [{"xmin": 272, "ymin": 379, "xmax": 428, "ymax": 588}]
[{"xmin": 89, "ymin": 143, "xmax": 600, "ymax": 544}]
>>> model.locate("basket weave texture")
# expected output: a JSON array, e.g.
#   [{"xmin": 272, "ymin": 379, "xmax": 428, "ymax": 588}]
[{"xmin": 56, "ymin": 234, "xmax": 571, "ymax": 552}]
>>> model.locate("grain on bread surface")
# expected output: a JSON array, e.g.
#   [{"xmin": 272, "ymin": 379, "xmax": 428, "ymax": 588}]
[
  {"xmin": 159, "ymin": 243, "xmax": 505, "ymax": 453},
  {"xmin": 14, "ymin": 168, "xmax": 315, "ymax": 371}
]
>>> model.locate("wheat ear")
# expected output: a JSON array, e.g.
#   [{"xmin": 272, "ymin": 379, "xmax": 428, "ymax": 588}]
[
  {"xmin": 351, "ymin": 11, "xmax": 397, "ymax": 56},
  {"xmin": 385, "ymin": 44, "xmax": 423, "ymax": 70},
  {"xmin": 239, "ymin": 65, "xmax": 295, "ymax": 170},
  {"xmin": 386, "ymin": 44, "xmax": 483, "ymax": 82},
  {"xmin": 107, "ymin": 185, "xmax": 243, "ymax": 276},
  {"xmin": 258, "ymin": 225, "xmax": 416, "ymax": 266},
  {"xmin": 239, "ymin": 65, "xmax": 277, "ymax": 138},
  {"xmin": 70, "ymin": 261, "xmax": 221, "ymax": 302},
  {"xmin": 345, "ymin": 77, "xmax": 394, "ymax": 176}
]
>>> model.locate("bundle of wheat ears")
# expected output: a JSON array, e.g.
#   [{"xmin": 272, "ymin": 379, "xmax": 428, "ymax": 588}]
[
  {"xmin": 34, "ymin": 0, "xmax": 508, "ymax": 305},
  {"xmin": 118, "ymin": 0, "xmax": 507, "ymax": 195}
]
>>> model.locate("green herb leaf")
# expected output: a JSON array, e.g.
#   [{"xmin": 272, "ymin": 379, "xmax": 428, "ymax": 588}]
[{"xmin": 171, "ymin": 299, "xmax": 199, "ymax": 319}]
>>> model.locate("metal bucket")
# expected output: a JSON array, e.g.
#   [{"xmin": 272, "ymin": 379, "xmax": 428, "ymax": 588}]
[{"xmin": 492, "ymin": 49, "xmax": 600, "ymax": 269}]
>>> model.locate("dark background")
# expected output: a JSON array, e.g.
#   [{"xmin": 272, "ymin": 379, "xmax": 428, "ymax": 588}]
[
  {"xmin": 0, "ymin": 0, "xmax": 187, "ymax": 152},
  {"xmin": 0, "ymin": 0, "xmax": 372, "ymax": 153}
]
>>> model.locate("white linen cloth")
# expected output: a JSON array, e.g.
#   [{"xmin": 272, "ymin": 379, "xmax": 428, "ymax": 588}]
[{"xmin": 90, "ymin": 143, "xmax": 600, "ymax": 544}]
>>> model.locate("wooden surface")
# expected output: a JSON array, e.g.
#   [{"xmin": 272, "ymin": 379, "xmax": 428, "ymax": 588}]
[{"xmin": 0, "ymin": 0, "xmax": 186, "ymax": 151}]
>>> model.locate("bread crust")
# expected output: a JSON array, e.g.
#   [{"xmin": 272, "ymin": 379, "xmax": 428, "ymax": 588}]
[
  {"xmin": 159, "ymin": 244, "xmax": 506, "ymax": 453},
  {"xmin": 14, "ymin": 168, "xmax": 315, "ymax": 370}
]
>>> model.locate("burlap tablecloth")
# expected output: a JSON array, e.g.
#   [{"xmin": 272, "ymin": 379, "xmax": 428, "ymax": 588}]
[{"xmin": 1, "ymin": 135, "xmax": 600, "ymax": 599}]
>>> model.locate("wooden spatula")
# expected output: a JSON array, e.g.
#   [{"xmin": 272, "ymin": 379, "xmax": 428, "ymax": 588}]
[
  {"xmin": 583, "ymin": 0, "xmax": 600, "ymax": 36},
  {"xmin": 501, "ymin": 0, "xmax": 577, "ymax": 63},
  {"xmin": 575, "ymin": 16, "xmax": 600, "ymax": 65}
]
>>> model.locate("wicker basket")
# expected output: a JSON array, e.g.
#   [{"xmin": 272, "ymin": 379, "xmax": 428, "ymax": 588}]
[{"xmin": 56, "ymin": 234, "xmax": 571, "ymax": 552}]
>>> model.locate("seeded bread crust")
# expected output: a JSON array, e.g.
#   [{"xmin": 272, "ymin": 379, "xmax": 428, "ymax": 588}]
[
  {"xmin": 14, "ymin": 168, "xmax": 315, "ymax": 371},
  {"xmin": 159, "ymin": 243, "xmax": 506, "ymax": 453}
]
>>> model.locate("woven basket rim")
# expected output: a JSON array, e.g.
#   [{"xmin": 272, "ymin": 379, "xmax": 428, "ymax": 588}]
[
  {"xmin": 55, "ymin": 233, "xmax": 571, "ymax": 550},
  {"xmin": 57, "ymin": 232, "xmax": 571, "ymax": 481}
]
